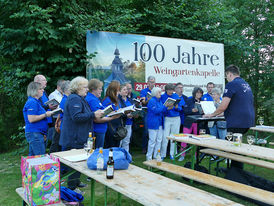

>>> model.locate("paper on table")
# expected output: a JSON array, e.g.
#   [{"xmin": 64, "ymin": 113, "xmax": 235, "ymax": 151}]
[
  {"xmin": 200, "ymin": 101, "xmax": 216, "ymax": 114},
  {"xmin": 63, "ymin": 154, "xmax": 89, "ymax": 162}
]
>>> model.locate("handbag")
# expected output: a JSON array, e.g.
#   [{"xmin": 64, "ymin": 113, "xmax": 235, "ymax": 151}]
[{"xmin": 109, "ymin": 118, "xmax": 128, "ymax": 141}]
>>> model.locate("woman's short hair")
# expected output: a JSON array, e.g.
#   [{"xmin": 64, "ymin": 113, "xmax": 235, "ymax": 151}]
[
  {"xmin": 211, "ymin": 88, "xmax": 222, "ymax": 95},
  {"xmin": 105, "ymin": 80, "xmax": 120, "ymax": 105},
  {"xmin": 165, "ymin": 83, "xmax": 175, "ymax": 92},
  {"xmin": 69, "ymin": 76, "xmax": 88, "ymax": 94},
  {"xmin": 61, "ymin": 80, "xmax": 70, "ymax": 93},
  {"xmin": 27, "ymin": 82, "xmax": 41, "ymax": 97},
  {"xmin": 151, "ymin": 87, "xmax": 162, "ymax": 97},
  {"xmin": 192, "ymin": 87, "xmax": 204, "ymax": 97},
  {"xmin": 88, "ymin": 79, "xmax": 103, "ymax": 92}
]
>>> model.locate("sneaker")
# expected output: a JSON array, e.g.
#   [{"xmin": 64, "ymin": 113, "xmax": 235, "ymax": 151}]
[
  {"xmin": 170, "ymin": 155, "xmax": 174, "ymax": 160},
  {"xmin": 73, "ymin": 188, "xmax": 85, "ymax": 195},
  {"xmin": 178, "ymin": 156, "xmax": 184, "ymax": 162},
  {"xmin": 86, "ymin": 177, "xmax": 92, "ymax": 182},
  {"xmin": 78, "ymin": 182, "xmax": 87, "ymax": 188}
]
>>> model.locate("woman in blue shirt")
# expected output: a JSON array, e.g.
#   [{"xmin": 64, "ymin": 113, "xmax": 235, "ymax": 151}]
[
  {"xmin": 102, "ymin": 80, "xmax": 122, "ymax": 148},
  {"xmin": 118, "ymin": 84, "xmax": 134, "ymax": 152},
  {"xmin": 146, "ymin": 87, "xmax": 169, "ymax": 160},
  {"xmin": 86, "ymin": 79, "xmax": 119, "ymax": 148},
  {"xmin": 23, "ymin": 82, "xmax": 54, "ymax": 156}
]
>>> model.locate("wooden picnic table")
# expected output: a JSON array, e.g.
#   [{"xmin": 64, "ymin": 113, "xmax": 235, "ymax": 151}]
[
  {"xmin": 52, "ymin": 149, "xmax": 242, "ymax": 206},
  {"xmin": 250, "ymin": 125, "xmax": 274, "ymax": 133},
  {"xmin": 168, "ymin": 134, "xmax": 274, "ymax": 161}
]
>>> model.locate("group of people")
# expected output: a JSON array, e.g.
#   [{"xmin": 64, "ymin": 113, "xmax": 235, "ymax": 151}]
[{"xmin": 23, "ymin": 64, "xmax": 255, "ymax": 188}]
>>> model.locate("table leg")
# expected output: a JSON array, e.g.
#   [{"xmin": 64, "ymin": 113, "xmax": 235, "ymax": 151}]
[
  {"xmin": 190, "ymin": 145, "xmax": 197, "ymax": 184},
  {"xmin": 22, "ymin": 200, "xmax": 26, "ymax": 206},
  {"xmin": 104, "ymin": 186, "xmax": 108, "ymax": 206},
  {"xmin": 173, "ymin": 140, "xmax": 176, "ymax": 163},
  {"xmin": 90, "ymin": 178, "xmax": 95, "ymax": 206},
  {"xmin": 117, "ymin": 192, "xmax": 122, "ymax": 206}
]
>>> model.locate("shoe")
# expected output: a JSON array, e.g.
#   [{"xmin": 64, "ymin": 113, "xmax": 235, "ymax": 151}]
[
  {"xmin": 73, "ymin": 188, "xmax": 85, "ymax": 195},
  {"xmin": 178, "ymin": 156, "xmax": 184, "ymax": 162},
  {"xmin": 170, "ymin": 155, "xmax": 174, "ymax": 160},
  {"xmin": 86, "ymin": 177, "xmax": 92, "ymax": 182},
  {"xmin": 78, "ymin": 182, "xmax": 87, "ymax": 188}
]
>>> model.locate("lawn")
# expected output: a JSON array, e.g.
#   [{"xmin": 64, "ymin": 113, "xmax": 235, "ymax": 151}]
[{"xmin": 1, "ymin": 145, "xmax": 273, "ymax": 206}]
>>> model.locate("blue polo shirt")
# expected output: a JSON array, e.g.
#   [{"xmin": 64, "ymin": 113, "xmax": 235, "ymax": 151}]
[
  {"xmin": 119, "ymin": 96, "xmax": 133, "ymax": 125},
  {"xmin": 86, "ymin": 92, "xmax": 107, "ymax": 133},
  {"xmin": 23, "ymin": 96, "xmax": 48, "ymax": 134},
  {"xmin": 161, "ymin": 93, "xmax": 183, "ymax": 117},
  {"xmin": 201, "ymin": 93, "xmax": 213, "ymax": 101},
  {"xmin": 140, "ymin": 87, "xmax": 152, "ymax": 100},
  {"xmin": 223, "ymin": 77, "xmax": 255, "ymax": 128}
]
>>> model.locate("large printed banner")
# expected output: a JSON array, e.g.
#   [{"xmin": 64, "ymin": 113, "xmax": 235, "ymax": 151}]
[{"xmin": 86, "ymin": 31, "xmax": 224, "ymax": 96}]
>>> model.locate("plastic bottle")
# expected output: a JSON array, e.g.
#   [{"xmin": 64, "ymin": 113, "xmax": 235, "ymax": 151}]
[
  {"xmin": 87, "ymin": 132, "xmax": 93, "ymax": 152},
  {"xmin": 106, "ymin": 148, "xmax": 114, "ymax": 179},
  {"xmin": 96, "ymin": 147, "xmax": 104, "ymax": 174},
  {"xmin": 156, "ymin": 149, "xmax": 162, "ymax": 166}
]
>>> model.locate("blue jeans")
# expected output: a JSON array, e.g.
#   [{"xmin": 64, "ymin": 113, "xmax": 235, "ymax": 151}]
[
  {"xmin": 209, "ymin": 125, "xmax": 227, "ymax": 140},
  {"xmin": 94, "ymin": 132, "xmax": 106, "ymax": 149},
  {"xmin": 25, "ymin": 132, "xmax": 46, "ymax": 156}
]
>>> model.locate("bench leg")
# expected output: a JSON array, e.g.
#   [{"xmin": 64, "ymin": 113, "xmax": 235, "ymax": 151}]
[
  {"xmin": 190, "ymin": 145, "xmax": 197, "ymax": 184},
  {"xmin": 105, "ymin": 186, "xmax": 108, "ymax": 206},
  {"xmin": 90, "ymin": 179, "xmax": 95, "ymax": 206},
  {"xmin": 117, "ymin": 192, "xmax": 122, "ymax": 206}
]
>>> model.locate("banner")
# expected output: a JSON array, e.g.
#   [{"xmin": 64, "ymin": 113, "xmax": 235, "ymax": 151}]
[{"xmin": 86, "ymin": 31, "xmax": 224, "ymax": 96}]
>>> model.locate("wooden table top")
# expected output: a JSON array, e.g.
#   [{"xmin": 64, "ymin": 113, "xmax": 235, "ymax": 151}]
[
  {"xmin": 52, "ymin": 150, "xmax": 242, "ymax": 206},
  {"xmin": 250, "ymin": 125, "xmax": 274, "ymax": 133},
  {"xmin": 168, "ymin": 135, "xmax": 274, "ymax": 161}
]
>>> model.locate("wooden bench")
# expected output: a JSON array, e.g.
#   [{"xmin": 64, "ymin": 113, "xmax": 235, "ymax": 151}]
[
  {"xmin": 16, "ymin": 187, "xmax": 65, "ymax": 206},
  {"xmin": 143, "ymin": 160, "xmax": 274, "ymax": 205},
  {"xmin": 269, "ymin": 142, "xmax": 274, "ymax": 146},
  {"xmin": 200, "ymin": 148, "xmax": 274, "ymax": 170}
]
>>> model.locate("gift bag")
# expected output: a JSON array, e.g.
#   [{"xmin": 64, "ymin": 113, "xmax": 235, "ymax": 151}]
[
  {"xmin": 87, "ymin": 147, "xmax": 132, "ymax": 170},
  {"xmin": 21, "ymin": 154, "xmax": 61, "ymax": 206}
]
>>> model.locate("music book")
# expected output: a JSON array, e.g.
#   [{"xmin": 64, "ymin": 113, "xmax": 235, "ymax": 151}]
[
  {"xmin": 107, "ymin": 105, "xmax": 136, "ymax": 117},
  {"xmin": 163, "ymin": 97, "xmax": 180, "ymax": 106},
  {"xmin": 51, "ymin": 108, "xmax": 63, "ymax": 115},
  {"xmin": 101, "ymin": 105, "xmax": 114, "ymax": 118},
  {"xmin": 44, "ymin": 98, "xmax": 60, "ymax": 106}
]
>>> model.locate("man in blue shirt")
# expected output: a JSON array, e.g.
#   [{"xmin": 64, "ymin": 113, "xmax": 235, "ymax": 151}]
[
  {"xmin": 140, "ymin": 76, "xmax": 156, "ymax": 153},
  {"xmin": 201, "ymin": 82, "xmax": 215, "ymax": 101},
  {"xmin": 204, "ymin": 65, "xmax": 255, "ymax": 169}
]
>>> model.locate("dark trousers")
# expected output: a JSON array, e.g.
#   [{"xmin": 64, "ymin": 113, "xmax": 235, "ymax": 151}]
[
  {"xmin": 227, "ymin": 128, "xmax": 249, "ymax": 169},
  {"xmin": 49, "ymin": 129, "xmax": 61, "ymax": 153}
]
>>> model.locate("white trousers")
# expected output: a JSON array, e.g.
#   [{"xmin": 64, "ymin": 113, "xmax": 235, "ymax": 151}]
[
  {"xmin": 146, "ymin": 126, "xmax": 163, "ymax": 160},
  {"xmin": 120, "ymin": 125, "xmax": 132, "ymax": 152},
  {"xmin": 162, "ymin": 116, "xmax": 180, "ymax": 157}
]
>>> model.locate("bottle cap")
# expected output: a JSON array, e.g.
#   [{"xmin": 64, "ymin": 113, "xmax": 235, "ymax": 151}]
[
  {"xmin": 89, "ymin": 132, "xmax": 92, "ymax": 137},
  {"xmin": 158, "ymin": 149, "xmax": 160, "ymax": 152}
]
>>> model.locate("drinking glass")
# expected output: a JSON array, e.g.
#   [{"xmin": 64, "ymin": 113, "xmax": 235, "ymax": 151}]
[
  {"xmin": 226, "ymin": 132, "xmax": 233, "ymax": 145},
  {"xmin": 247, "ymin": 135, "xmax": 254, "ymax": 150},
  {"xmin": 84, "ymin": 143, "xmax": 91, "ymax": 156},
  {"xmin": 258, "ymin": 117, "xmax": 264, "ymax": 126},
  {"xmin": 199, "ymin": 129, "xmax": 206, "ymax": 135}
]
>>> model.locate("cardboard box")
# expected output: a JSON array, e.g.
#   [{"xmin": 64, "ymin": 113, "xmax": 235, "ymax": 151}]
[{"xmin": 21, "ymin": 154, "xmax": 61, "ymax": 206}]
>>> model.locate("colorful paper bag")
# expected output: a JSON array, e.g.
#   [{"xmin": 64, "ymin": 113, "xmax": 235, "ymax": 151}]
[{"xmin": 21, "ymin": 154, "xmax": 61, "ymax": 206}]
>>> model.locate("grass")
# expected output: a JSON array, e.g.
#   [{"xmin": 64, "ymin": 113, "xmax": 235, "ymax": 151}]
[{"xmin": 1, "ymin": 145, "xmax": 273, "ymax": 206}]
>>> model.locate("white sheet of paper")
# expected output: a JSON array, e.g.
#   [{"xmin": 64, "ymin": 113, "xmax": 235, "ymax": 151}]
[
  {"xmin": 200, "ymin": 101, "xmax": 216, "ymax": 114},
  {"xmin": 63, "ymin": 154, "xmax": 89, "ymax": 162}
]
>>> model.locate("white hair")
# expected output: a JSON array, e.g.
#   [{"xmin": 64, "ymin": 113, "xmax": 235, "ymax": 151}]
[
  {"xmin": 69, "ymin": 76, "xmax": 88, "ymax": 94},
  {"xmin": 151, "ymin": 87, "xmax": 161, "ymax": 97}
]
